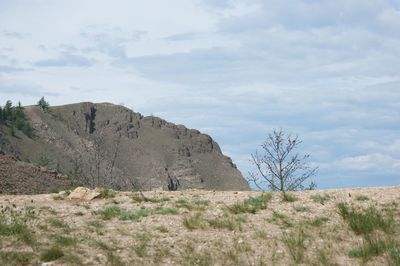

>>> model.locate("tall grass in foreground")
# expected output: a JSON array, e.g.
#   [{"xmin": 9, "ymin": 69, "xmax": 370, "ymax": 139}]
[{"xmin": 337, "ymin": 202, "xmax": 399, "ymax": 264}]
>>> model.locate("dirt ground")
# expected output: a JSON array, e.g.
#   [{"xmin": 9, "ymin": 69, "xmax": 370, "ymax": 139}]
[{"xmin": 0, "ymin": 186, "xmax": 399, "ymax": 265}]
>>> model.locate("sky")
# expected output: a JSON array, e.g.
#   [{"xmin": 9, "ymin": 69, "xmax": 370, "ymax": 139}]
[{"xmin": 1, "ymin": 0, "xmax": 399, "ymax": 189}]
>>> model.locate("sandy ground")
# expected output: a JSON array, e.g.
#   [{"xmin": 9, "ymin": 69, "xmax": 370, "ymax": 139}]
[{"xmin": 0, "ymin": 186, "xmax": 399, "ymax": 265}]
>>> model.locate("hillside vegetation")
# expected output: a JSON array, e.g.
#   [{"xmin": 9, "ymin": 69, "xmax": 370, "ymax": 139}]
[
  {"xmin": 0, "ymin": 102, "xmax": 248, "ymax": 191},
  {"xmin": 0, "ymin": 186, "xmax": 399, "ymax": 265}
]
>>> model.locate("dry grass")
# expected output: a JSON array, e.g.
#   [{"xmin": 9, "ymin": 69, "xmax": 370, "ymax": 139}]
[{"xmin": 0, "ymin": 186, "xmax": 399, "ymax": 265}]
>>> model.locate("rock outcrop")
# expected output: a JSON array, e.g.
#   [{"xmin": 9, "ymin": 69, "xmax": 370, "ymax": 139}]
[{"xmin": 0, "ymin": 102, "xmax": 249, "ymax": 191}]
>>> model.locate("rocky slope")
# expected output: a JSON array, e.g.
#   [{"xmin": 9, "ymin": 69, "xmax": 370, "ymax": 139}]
[
  {"xmin": 0, "ymin": 153, "xmax": 73, "ymax": 194},
  {"xmin": 0, "ymin": 102, "xmax": 249, "ymax": 191}
]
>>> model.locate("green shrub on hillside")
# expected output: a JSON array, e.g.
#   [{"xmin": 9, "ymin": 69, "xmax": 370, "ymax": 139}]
[{"xmin": 0, "ymin": 100, "xmax": 34, "ymax": 138}]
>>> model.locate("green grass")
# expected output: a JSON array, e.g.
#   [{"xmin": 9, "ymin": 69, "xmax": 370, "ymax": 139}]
[
  {"xmin": 355, "ymin": 195, "xmax": 370, "ymax": 201},
  {"xmin": 87, "ymin": 220, "xmax": 104, "ymax": 228},
  {"xmin": 131, "ymin": 193, "xmax": 169, "ymax": 203},
  {"xmin": 133, "ymin": 233, "xmax": 151, "ymax": 257},
  {"xmin": 337, "ymin": 203, "xmax": 393, "ymax": 235},
  {"xmin": 153, "ymin": 207, "xmax": 179, "ymax": 215},
  {"xmin": 269, "ymin": 211, "xmax": 293, "ymax": 228},
  {"xmin": 0, "ymin": 206, "xmax": 36, "ymax": 245},
  {"xmin": 183, "ymin": 212, "xmax": 207, "ymax": 230},
  {"xmin": 228, "ymin": 193, "xmax": 271, "ymax": 214},
  {"xmin": 41, "ymin": 247, "xmax": 64, "ymax": 262},
  {"xmin": 282, "ymin": 192, "xmax": 298, "ymax": 202},
  {"xmin": 0, "ymin": 251, "xmax": 34, "ymax": 265},
  {"xmin": 293, "ymin": 205, "xmax": 310, "ymax": 212},
  {"xmin": 308, "ymin": 216, "xmax": 329, "ymax": 227},
  {"xmin": 310, "ymin": 194, "xmax": 330, "ymax": 205},
  {"xmin": 96, "ymin": 206, "xmax": 123, "ymax": 220},
  {"xmin": 181, "ymin": 244, "xmax": 213, "ymax": 266},
  {"xmin": 95, "ymin": 240, "xmax": 111, "ymax": 250},
  {"xmin": 53, "ymin": 235, "xmax": 78, "ymax": 247},
  {"xmin": 120, "ymin": 208, "xmax": 149, "ymax": 221},
  {"xmin": 207, "ymin": 215, "xmax": 241, "ymax": 231},
  {"xmin": 97, "ymin": 188, "xmax": 116, "ymax": 199},
  {"xmin": 156, "ymin": 225, "xmax": 169, "ymax": 233},
  {"xmin": 193, "ymin": 200, "xmax": 210, "ymax": 206},
  {"xmin": 48, "ymin": 218, "xmax": 70, "ymax": 229},
  {"xmin": 95, "ymin": 205, "xmax": 150, "ymax": 222},
  {"xmin": 283, "ymin": 228, "xmax": 307, "ymax": 263},
  {"xmin": 175, "ymin": 199, "xmax": 208, "ymax": 211},
  {"xmin": 107, "ymin": 251, "xmax": 125, "ymax": 266},
  {"xmin": 389, "ymin": 245, "xmax": 400, "ymax": 265},
  {"xmin": 348, "ymin": 236, "xmax": 391, "ymax": 262}
]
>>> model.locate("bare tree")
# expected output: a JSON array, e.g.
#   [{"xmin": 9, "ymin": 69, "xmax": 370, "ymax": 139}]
[
  {"xmin": 88, "ymin": 131, "xmax": 121, "ymax": 188},
  {"xmin": 247, "ymin": 129, "xmax": 317, "ymax": 192}
]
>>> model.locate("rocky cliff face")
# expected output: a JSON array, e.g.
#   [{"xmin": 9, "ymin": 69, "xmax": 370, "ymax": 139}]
[{"xmin": 0, "ymin": 103, "xmax": 249, "ymax": 191}]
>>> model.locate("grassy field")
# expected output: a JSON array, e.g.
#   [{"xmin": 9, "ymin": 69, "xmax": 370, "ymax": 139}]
[{"xmin": 0, "ymin": 186, "xmax": 399, "ymax": 265}]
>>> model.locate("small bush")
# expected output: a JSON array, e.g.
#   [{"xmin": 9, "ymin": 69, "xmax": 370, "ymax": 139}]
[{"xmin": 41, "ymin": 247, "xmax": 64, "ymax": 262}]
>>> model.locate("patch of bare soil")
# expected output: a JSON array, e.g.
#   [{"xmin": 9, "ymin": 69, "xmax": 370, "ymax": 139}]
[{"xmin": 0, "ymin": 186, "xmax": 399, "ymax": 265}]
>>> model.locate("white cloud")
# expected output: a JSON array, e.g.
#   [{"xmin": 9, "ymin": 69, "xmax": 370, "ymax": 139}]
[{"xmin": 336, "ymin": 153, "xmax": 400, "ymax": 171}]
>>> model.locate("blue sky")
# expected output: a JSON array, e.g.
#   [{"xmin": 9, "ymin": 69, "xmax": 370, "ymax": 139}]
[{"xmin": 1, "ymin": 0, "xmax": 399, "ymax": 189}]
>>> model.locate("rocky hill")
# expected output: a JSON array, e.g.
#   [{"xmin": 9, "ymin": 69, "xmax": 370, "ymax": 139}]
[{"xmin": 0, "ymin": 102, "xmax": 249, "ymax": 191}]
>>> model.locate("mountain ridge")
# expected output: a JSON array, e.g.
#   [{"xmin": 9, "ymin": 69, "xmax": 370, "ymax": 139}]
[{"xmin": 0, "ymin": 102, "xmax": 249, "ymax": 192}]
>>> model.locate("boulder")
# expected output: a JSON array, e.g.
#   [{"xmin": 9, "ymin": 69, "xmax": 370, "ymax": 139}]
[{"xmin": 68, "ymin": 187, "xmax": 100, "ymax": 201}]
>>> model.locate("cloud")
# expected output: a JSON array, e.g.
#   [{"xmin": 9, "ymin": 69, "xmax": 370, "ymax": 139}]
[
  {"xmin": 2, "ymin": 30, "xmax": 23, "ymax": 39},
  {"xmin": 34, "ymin": 52, "xmax": 94, "ymax": 67},
  {"xmin": 0, "ymin": 82, "xmax": 59, "ymax": 97},
  {"xmin": 336, "ymin": 153, "xmax": 400, "ymax": 171},
  {"xmin": 0, "ymin": 65, "xmax": 30, "ymax": 73},
  {"xmin": 163, "ymin": 32, "xmax": 199, "ymax": 41}
]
